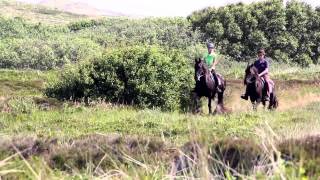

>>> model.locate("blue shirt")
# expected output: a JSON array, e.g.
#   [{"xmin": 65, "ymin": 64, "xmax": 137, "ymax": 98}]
[{"xmin": 253, "ymin": 59, "xmax": 269, "ymax": 74}]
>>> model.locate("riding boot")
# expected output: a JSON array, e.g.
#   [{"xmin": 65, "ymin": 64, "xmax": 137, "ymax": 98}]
[
  {"xmin": 241, "ymin": 93, "xmax": 248, "ymax": 100},
  {"xmin": 264, "ymin": 82, "xmax": 270, "ymax": 101},
  {"xmin": 212, "ymin": 71, "xmax": 222, "ymax": 93},
  {"xmin": 241, "ymin": 86, "xmax": 249, "ymax": 100}
]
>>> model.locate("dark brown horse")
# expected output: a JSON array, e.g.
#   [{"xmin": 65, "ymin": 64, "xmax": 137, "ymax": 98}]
[
  {"xmin": 244, "ymin": 64, "xmax": 278, "ymax": 110},
  {"xmin": 194, "ymin": 58, "xmax": 226, "ymax": 114}
]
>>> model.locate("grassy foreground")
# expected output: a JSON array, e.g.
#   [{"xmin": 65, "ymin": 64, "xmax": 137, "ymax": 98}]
[{"xmin": 0, "ymin": 68, "xmax": 320, "ymax": 179}]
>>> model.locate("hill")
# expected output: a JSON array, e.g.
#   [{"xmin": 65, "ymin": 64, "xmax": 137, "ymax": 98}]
[
  {"xmin": 38, "ymin": 0, "xmax": 126, "ymax": 16},
  {"xmin": 0, "ymin": 0, "xmax": 98, "ymax": 24}
]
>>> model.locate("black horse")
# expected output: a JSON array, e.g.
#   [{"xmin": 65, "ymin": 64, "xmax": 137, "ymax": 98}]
[
  {"xmin": 244, "ymin": 64, "xmax": 278, "ymax": 110},
  {"xmin": 193, "ymin": 58, "xmax": 226, "ymax": 114}
]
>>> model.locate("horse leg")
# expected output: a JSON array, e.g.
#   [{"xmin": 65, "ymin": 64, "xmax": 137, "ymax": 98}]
[
  {"xmin": 194, "ymin": 92, "xmax": 201, "ymax": 114},
  {"xmin": 208, "ymin": 97, "xmax": 212, "ymax": 114},
  {"xmin": 262, "ymin": 100, "xmax": 266, "ymax": 109},
  {"xmin": 256, "ymin": 98, "xmax": 262, "ymax": 110},
  {"xmin": 217, "ymin": 90, "xmax": 224, "ymax": 105},
  {"xmin": 252, "ymin": 101, "xmax": 257, "ymax": 111},
  {"xmin": 268, "ymin": 92, "xmax": 278, "ymax": 110},
  {"xmin": 214, "ymin": 90, "xmax": 225, "ymax": 114},
  {"xmin": 252, "ymin": 98, "xmax": 261, "ymax": 111}
]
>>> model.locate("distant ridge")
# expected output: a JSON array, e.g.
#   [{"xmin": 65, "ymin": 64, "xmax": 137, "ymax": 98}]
[
  {"xmin": 0, "ymin": 0, "xmax": 96, "ymax": 24},
  {"xmin": 38, "ymin": 0, "xmax": 126, "ymax": 16}
]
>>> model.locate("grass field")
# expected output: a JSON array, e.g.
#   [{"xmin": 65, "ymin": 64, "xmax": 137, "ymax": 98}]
[
  {"xmin": 1, "ymin": 0, "xmax": 320, "ymax": 178},
  {"xmin": 0, "ymin": 67, "xmax": 320, "ymax": 179}
]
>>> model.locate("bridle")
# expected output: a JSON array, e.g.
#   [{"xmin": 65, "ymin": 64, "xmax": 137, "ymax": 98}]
[{"xmin": 196, "ymin": 63, "xmax": 206, "ymax": 82}]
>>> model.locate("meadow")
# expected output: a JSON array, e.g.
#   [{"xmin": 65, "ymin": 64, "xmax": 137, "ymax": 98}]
[
  {"xmin": 1, "ymin": 0, "xmax": 320, "ymax": 179},
  {"xmin": 0, "ymin": 65, "xmax": 320, "ymax": 179}
]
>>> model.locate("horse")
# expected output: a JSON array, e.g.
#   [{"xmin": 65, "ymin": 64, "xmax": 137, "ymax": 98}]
[
  {"xmin": 193, "ymin": 58, "xmax": 226, "ymax": 114},
  {"xmin": 244, "ymin": 64, "xmax": 278, "ymax": 110}
]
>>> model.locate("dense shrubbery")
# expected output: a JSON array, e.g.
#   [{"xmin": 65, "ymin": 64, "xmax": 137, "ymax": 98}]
[
  {"xmin": 2, "ymin": 0, "xmax": 320, "ymax": 69},
  {"xmin": 0, "ymin": 16, "xmax": 202, "ymax": 70},
  {"xmin": 46, "ymin": 46, "xmax": 194, "ymax": 111},
  {"xmin": 2, "ymin": 0, "xmax": 320, "ymax": 110},
  {"xmin": 0, "ymin": 37, "xmax": 102, "ymax": 70},
  {"xmin": 188, "ymin": 0, "xmax": 320, "ymax": 66}
]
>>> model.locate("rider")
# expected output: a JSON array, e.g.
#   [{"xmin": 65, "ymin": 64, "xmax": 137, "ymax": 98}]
[
  {"xmin": 241, "ymin": 48, "xmax": 273, "ymax": 101},
  {"xmin": 203, "ymin": 42, "xmax": 222, "ymax": 92}
]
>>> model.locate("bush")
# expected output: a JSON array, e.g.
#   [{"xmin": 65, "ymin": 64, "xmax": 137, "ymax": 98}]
[
  {"xmin": 273, "ymin": 49, "xmax": 290, "ymax": 63},
  {"xmin": 0, "ymin": 37, "xmax": 102, "ymax": 70},
  {"xmin": 7, "ymin": 97, "xmax": 37, "ymax": 114},
  {"xmin": 0, "ymin": 16, "xmax": 202, "ymax": 70},
  {"xmin": 46, "ymin": 46, "xmax": 194, "ymax": 111},
  {"xmin": 294, "ymin": 53, "xmax": 313, "ymax": 67}
]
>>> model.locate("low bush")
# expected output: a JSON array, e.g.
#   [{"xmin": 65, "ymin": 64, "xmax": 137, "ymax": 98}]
[{"xmin": 46, "ymin": 46, "xmax": 194, "ymax": 111}]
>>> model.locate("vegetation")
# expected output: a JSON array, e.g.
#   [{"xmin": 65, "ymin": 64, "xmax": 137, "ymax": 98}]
[
  {"xmin": 0, "ymin": 0, "xmax": 88, "ymax": 24},
  {"xmin": 45, "ymin": 46, "xmax": 194, "ymax": 111},
  {"xmin": 0, "ymin": 0, "xmax": 320, "ymax": 179},
  {"xmin": 188, "ymin": 0, "xmax": 320, "ymax": 66},
  {"xmin": 0, "ymin": 15, "xmax": 202, "ymax": 70}
]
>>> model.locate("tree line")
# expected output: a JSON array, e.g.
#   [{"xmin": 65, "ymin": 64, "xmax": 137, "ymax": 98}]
[{"xmin": 188, "ymin": 0, "xmax": 320, "ymax": 66}]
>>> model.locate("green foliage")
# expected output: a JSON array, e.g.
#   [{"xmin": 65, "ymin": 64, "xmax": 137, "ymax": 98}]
[
  {"xmin": 46, "ymin": 46, "xmax": 194, "ymax": 111},
  {"xmin": 294, "ymin": 53, "xmax": 313, "ymax": 67},
  {"xmin": 0, "ymin": 16, "xmax": 202, "ymax": 70},
  {"xmin": 7, "ymin": 97, "xmax": 37, "ymax": 114},
  {"xmin": 188, "ymin": 0, "xmax": 320, "ymax": 66}
]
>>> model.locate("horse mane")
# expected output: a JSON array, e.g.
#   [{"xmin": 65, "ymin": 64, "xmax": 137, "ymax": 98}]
[
  {"xmin": 195, "ymin": 58, "xmax": 211, "ymax": 76},
  {"xmin": 198, "ymin": 58, "xmax": 210, "ymax": 72}
]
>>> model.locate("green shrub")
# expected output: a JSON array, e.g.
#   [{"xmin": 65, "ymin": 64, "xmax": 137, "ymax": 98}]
[
  {"xmin": 294, "ymin": 53, "xmax": 313, "ymax": 67},
  {"xmin": 0, "ymin": 37, "xmax": 102, "ymax": 70},
  {"xmin": 7, "ymin": 97, "xmax": 37, "ymax": 114},
  {"xmin": 273, "ymin": 49, "xmax": 290, "ymax": 63},
  {"xmin": 46, "ymin": 46, "xmax": 194, "ymax": 111}
]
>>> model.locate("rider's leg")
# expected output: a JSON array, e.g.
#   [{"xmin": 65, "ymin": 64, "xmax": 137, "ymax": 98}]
[
  {"xmin": 263, "ymin": 75, "xmax": 272, "ymax": 101},
  {"xmin": 211, "ymin": 70, "xmax": 222, "ymax": 92}
]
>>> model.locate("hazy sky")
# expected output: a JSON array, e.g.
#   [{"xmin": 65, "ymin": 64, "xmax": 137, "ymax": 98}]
[{"xmin": 19, "ymin": 0, "xmax": 320, "ymax": 17}]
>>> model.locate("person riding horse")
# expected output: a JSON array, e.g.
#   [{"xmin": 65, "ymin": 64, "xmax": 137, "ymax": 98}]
[
  {"xmin": 241, "ymin": 48, "xmax": 274, "ymax": 101},
  {"xmin": 203, "ymin": 42, "xmax": 222, "ymax": 92}
]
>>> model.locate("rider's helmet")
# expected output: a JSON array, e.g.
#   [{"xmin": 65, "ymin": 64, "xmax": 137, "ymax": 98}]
[{"xmin": 207, "ymin": 42, "xmax": 215, "ymax": 49}]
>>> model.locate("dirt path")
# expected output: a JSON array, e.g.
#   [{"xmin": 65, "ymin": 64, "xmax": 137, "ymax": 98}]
[{"xmin": 221, "ymin": 80, "xmax": 320, "ymax": 112}]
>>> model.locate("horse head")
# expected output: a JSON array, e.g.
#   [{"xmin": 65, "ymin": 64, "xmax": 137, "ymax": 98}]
[
  {"xmin": 244, "ymin": 64, "xmax": 260, "ymax": 84},
  {"xmin": 194, "ymin": 58, "xmax": 209, "ymax": 82}
]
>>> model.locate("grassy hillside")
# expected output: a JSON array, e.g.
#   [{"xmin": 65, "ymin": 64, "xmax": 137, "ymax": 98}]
[
  {"xmin": 0, "ymin": 0, "xmax": 94, "ymax": 24},
  {"xmin": 38, "ymin": 0, "xmax": 126, "ymax": 16}
]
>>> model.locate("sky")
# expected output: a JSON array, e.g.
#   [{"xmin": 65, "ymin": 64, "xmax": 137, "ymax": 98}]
[{"xmin": 18, "ymin": 0, "xmax": 320, "ymax": 17}]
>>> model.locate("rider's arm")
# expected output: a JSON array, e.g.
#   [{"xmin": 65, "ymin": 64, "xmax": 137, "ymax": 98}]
[
  {"xmin": 258, "ymin": 60, "xmax": 269, "ymax": 77},
  {"xmin": 259, "ymin": 68, "xmax": 269, "ymax": 77},
  {"xmin": 211, "ymin": 54, "xmax": 220, "ymax": 70}
]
